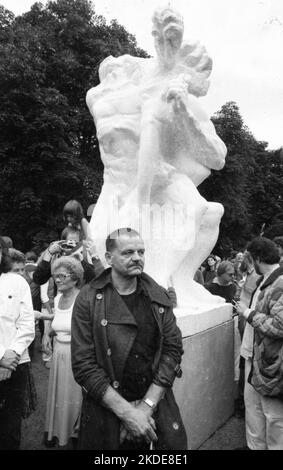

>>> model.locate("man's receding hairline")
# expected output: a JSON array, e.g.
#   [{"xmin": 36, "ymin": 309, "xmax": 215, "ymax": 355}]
[{"xmin": 108, "ymin": 233, "xmax": 143, "ymax": 252}]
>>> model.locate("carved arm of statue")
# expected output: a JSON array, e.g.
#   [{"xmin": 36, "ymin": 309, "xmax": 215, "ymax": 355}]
[
  {"xmin": 136, "ymin": 70, "xmax": 226, "ymax": 206},
  {"xmin": 166, "ymin": 74, "xmax": 227, "ymax": 171},
  {"xmin": 135, "ymin": 6, "xmax": 186, "ymax": 206}
]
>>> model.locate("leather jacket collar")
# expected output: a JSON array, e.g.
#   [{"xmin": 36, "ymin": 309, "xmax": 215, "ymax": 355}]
[{"xmin": 92, "ymin": 268, "xmax": 172, "ymax": 307}]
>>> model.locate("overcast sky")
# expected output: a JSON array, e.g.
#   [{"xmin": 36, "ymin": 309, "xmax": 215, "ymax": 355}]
[{"xmin": 2, "ymin": 0, "xmax": 283, "ymax": 149}]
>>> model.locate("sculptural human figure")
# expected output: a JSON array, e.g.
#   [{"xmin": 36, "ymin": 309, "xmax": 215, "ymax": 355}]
[
  {"xmin": 87, "ymin": 6, "xmax": 227, "ymax": 310},
  {"xmin": 86, "ymin": 54, "xmax": 142, "ymax": 256}
]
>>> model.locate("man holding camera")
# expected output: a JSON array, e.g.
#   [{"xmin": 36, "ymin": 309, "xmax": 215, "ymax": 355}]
[{"xmin": 33, "ymin": 228, "xmax": 103, "ymax": 288}]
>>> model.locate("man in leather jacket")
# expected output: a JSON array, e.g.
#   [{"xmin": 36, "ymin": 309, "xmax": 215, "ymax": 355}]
[{"xmin": 71, "ymin": 227, "xmax": 187, "ymax": 450}]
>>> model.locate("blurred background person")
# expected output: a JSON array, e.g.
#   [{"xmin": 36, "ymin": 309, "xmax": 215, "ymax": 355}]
[
  {"xmin": 193, "ymin": 267, "xmax": 204, "ymax": 285},
  {"xmin": 205, "ymin": 260, "xmax": 239, "ymax": 416},
  {"xmin": 234, "ymin": 250, "xmax": 261, "ymax": 418},
  {"xmin": 233, "ymin": 252, "xmax": 245, "ymax": 301},
  {"xmin": 24, "ymin": 251, "xmax": 38, "ymax": 265},
  {"xmin": 214, "ymin": 255, "xmax": 222, "ymax": 271},
  {"xmin": 203, "ymin": 254, "xmax": 217, "ymax": 284},
  {"xmin": 63, "ymin": 199, "xmax": 91, "ymax": 241},
  {"xmin": 205, "ymin": 261, "xmax": 236, "ymax": 303},
  {"xmin": 8, "ymin": 248, "xmax": 25, "ymax": 275},
  {"xmin": 24, "ymin": 253, "xmax": 48, "ymax": 351},
  {"xmin": 229, "ymin": 250, "xmax": 237, "ymax": 263},
  {"xmin": 1, "ymin": 236, "xmax": 13, "ymax": 249},
  {"xmin": 24, "ymin": 254, "xmax": 54, "ymax": 368},
  {"xmin": 237, "ymin": 251, "xmax": 261, "ymax": 339},
  {"xmin": 44, "ymin": 257, "xmax": 83, "ymax": 449},
  {"xmin": 234, "ymin": 252, "xmax": 244, "ymax": 278}
]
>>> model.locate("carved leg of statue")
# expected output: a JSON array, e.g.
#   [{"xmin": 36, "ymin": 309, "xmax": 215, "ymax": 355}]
[
  {"xmin": 179, "ymin": 201, "xmax": 224, "ymax": 276},
  {"xmin": 165, "ymin": 173, "xmax": 208, "ymax": 249},
  {"xmin": 137, "ymin": 99, "xmax": 167, "ymax": 206},
  {"xmin": 172, "ymin": 201, "xmax": 224, "ymax": 308},
  {"xmin": 141, "ymin": 175, "xmax": 208, "ymax": 288}
]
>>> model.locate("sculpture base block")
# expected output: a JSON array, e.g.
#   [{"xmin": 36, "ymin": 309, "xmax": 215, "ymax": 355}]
[
  {"xmin": 175, "ymin": 303, "xmax": 232, "ymax": 337},
  {"xmin": 173, "ymin": 309, "xmax": 234, "ymax": 450}
]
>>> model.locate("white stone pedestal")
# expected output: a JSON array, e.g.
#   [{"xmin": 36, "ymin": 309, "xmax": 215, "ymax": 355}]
[{"xmin": 173, "ymin": 305, "xmax": 234, "ymax": 449}]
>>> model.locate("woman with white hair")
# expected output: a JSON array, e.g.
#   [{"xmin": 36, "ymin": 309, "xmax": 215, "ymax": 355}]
[{"xmin": 44, "ymin": 256, "xmax": 83, "ymax": 448}]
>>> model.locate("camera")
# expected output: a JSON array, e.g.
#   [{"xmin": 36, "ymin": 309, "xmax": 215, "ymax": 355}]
[
  {"xmin": 58, "ymin": 240, "xmax": 83, "ymax": 256},
  {"xmin": 59, "ymin": 240, "xmax": 77, "ymax": 250}
]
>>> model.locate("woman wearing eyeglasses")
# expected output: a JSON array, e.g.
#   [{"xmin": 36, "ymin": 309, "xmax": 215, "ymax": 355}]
[{"xmin": 44, "ymin": 257, "xmax": 83, "ymax": 448}]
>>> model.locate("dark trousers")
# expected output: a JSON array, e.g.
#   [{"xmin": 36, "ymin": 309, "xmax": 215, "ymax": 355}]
[
  {"xmin": 29, "ymin": 319, "xmax": 44, "ymax": 360},
  {"xmin": 0, "ymin": 363, "xmax": 28, "ymax": 450}
]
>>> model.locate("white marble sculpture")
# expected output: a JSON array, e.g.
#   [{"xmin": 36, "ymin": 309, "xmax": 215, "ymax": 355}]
[{"xmin": 87, "ymin": 6, "xmax": 227, "ymax": 313}]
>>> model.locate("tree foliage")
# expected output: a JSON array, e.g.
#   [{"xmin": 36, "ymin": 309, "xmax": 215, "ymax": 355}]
[
  {"xmin": 0, "ymin": 0, "xmax": 148, "ymax": 251},
  {"xmin": 0, "ymin": 2, "xmax": 281, "ymax": 255},
  {"xmin": 199, "ymin": 102, "xmax": 283, "ymax": 256}
]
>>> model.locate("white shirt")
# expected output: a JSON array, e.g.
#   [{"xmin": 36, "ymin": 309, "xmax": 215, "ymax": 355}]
[
  {"xmin": 51, "ymin": 294, "xmax": 75, "ymax": 343},
  {"xmin": 0, "ymin": 272, "xmax": 35, "ymax": 364}
]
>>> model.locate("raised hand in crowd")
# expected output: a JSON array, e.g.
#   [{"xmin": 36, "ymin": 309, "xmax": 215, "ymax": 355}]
[
  {"xmin": 82, "ymin": 239, "xmax": 99, "ymax": 259},
  {"xmin": 43, "ymin": 241, "xmax": 62, "ymax": 262}
]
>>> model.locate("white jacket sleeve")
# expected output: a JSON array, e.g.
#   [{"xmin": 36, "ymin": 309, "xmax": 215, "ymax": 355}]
[{"xmin": 10, "ymin": 279, "xmax": 35, "ymax": 356}]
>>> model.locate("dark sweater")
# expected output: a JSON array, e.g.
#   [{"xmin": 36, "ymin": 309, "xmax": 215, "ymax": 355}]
[
  {"xmin": 203, "ymin": 270, "xmax": 217, "ymax": 284},
  {"xmin": 205, "ymin": 281, "xmax": 236, "ymax": 304}
]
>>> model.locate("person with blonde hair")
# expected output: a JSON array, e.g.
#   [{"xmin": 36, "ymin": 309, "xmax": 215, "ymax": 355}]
[
  {"xmin": 44, "ymin": 256, "xmax": 83, "ymax": 448},
  {"xmin": 205, "ymin": 261, "xmax": 236, "ymax": 303}
]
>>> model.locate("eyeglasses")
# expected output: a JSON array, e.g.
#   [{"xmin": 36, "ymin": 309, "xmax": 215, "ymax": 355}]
[
  {"xmin": 52, "ymin": 273, "xmax": 72, "ymax": 282},
  {"xmin": 226, "ymin": 272, "xmax": 235, "ymax": 277}
]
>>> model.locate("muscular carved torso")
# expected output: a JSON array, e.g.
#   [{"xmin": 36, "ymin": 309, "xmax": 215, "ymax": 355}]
[{"xmin": 87, "ymin": 79, "xmax": 141, "ymax": 194}]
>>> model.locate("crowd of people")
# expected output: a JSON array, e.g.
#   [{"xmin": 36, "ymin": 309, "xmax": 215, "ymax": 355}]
[
  {"xmin": 0, "ymin": 200, "xmax": 104, "ymax": 449},
  {"xmin": 198, "ymin": 238, "xmax": 283, "ymax": 450},
  {"xmin": 1, "ymin": 199, "xmax": 283, "ymax": 451}
]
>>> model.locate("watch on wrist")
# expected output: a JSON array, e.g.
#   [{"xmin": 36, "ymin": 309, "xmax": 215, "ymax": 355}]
[{"xmin": 143, "ymin": 398, "xmax": 156, "ymax": 409}]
